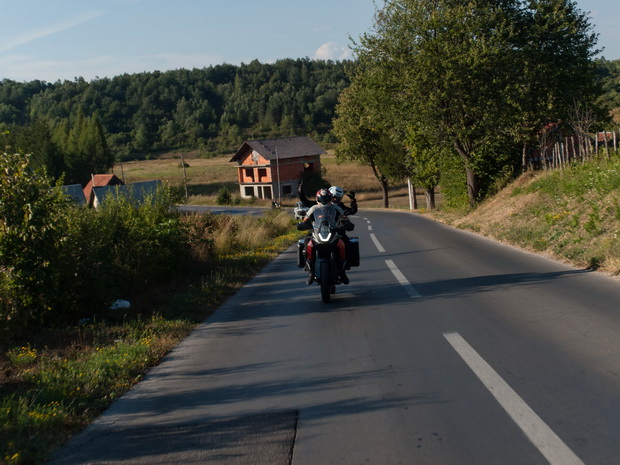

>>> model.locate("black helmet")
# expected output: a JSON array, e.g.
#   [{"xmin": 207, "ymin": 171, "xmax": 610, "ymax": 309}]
[{"xmin": 316, "ymin": 188, "xmax": 333, "ymax": 205}]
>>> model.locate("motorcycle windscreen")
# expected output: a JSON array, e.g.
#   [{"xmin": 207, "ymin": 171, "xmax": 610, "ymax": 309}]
[
  {"xmin": 312, "ymin": 206, "xmax": 338, "ymax": 229},
  {"xmin": 312, "ymin": 206, "xmax": 339, "ymax": 243}
]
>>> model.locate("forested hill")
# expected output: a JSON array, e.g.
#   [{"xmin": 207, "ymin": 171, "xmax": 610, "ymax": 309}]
[
  {"xmin": 0, "ymin": 58, "xmax": 350, "ymax": 159},
  {"xmin": 2, "ymin": 56, "xmax": 620, "ymax": 180}
]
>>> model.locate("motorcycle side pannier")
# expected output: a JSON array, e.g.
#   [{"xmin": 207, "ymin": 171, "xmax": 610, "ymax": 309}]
[
  {"xmin": 297, "ymin": 239, "xmax": 306, "ymax": 268},
  {"xmin": 346, "ymin": 237, "xmax": 360, "ymax": 267}
]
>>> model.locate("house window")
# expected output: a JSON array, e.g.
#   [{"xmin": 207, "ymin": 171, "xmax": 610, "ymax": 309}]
[
  {"xmin": 245, "ymin": 168, "xmax": 254, "ymax": 181},
  {"xmin": 258, "ymin": 168, "xmax": 267, "ymax": 181},
  {"xmin": 244, "ymin": 186, "xmax": 254, "ymax": 197}
]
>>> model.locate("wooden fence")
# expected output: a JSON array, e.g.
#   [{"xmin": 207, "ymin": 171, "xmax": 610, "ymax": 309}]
[{"xmin": 524, "ymin": 130, "xmax": 619, "ymax": 171}]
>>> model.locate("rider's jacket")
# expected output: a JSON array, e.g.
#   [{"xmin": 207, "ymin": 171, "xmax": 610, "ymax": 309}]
[
  {"xmin": 298, "ymin": 203, "xmax": 344, "ymax": 230},
  {"xmin": 304, "ymin": 203, "xmax": 344, "ymax": 221},
  {"xmin": 299, "ymin": 186, "xmax": 357, "ymax": 215}
]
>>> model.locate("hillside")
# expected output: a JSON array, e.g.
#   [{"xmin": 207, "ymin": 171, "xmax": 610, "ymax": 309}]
[{"xmin": 428, "ymin": 161, "xmax": 620, "ymax": 277}]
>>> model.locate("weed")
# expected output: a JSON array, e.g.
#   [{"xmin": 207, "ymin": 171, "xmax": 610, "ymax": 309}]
[
  {"xmin": 584, "ymin": 204, "xmax": 601, "ymax": 235},
  {"xmin": 6, "ymin": 346, "xmax": 38, "ymax": 367}
]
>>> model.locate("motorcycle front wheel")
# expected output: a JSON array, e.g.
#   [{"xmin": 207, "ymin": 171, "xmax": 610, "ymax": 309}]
[{"xmin": 320, "ymin": 261, "xmax": 331, "ymax": 303}]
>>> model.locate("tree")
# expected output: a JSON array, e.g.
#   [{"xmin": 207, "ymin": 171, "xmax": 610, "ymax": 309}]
[
  {"xmin": 17, "ymin": 118, "xmax": 65, "ymax": 180},
  {"xmin": 514, "ymin": 0, "xmax": 601, "ymax": 170},
  {"xmin": 333, "ymin": 74, "xmax": 407, "ymax": 208},
  {"xmin": 405, "ymin": 126, "xmax": 442, "ymax": 209},
  {"xmin": 83, "ymin": 113, "xmax": 113, "ymax": 174},
  {"xmin": 353, "ymin": 0, "xmax": 601, "ymax": 206}
]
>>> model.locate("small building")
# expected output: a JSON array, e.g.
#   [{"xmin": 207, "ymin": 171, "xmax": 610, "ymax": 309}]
[
  {"xmin": 229, "ymin": 136, "xmax": 324, "ymax": 200},
  {"xmin": 61, "ymin": 184, "xmax": 87, "ymax": 206},
  {"xmin": 83, "ymin": 174, "xmax": 124, "ymax": 207},
  {"xmin": 92, "ymin": 180, "xmax": 161, "ymax": 209}
]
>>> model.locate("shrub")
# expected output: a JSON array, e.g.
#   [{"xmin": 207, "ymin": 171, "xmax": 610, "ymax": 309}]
[
  {"xmin": 0, "ymin": 151, "xmax": 190, "ymax": 335},
  {"xmin": 58, "ymin": 184, "xmax": 189, "ymax": 322},
  {"xmin": 0, "ymin": 152, "xmax": 71, "ymax": 336},
  {"xmin": 216, "ymin": 186, "xmax": 232, "ymax": 205}
]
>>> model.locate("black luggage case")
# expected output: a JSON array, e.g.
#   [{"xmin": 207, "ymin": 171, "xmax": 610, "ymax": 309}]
[{"xmin": 346, "ymin": 237, "xmax": 360, "ymax": 267}]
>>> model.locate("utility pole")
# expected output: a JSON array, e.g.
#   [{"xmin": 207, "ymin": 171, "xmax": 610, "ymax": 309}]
[
  {"xmin": 275, "ymin": 147, "xmax": 282, "ymax": 204},
  {"xmin": 180, "ymin": 152, "xmax": 188, "ymax": 201}
]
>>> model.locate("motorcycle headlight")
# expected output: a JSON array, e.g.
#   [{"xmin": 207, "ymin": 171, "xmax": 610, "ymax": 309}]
[{"xmin": 318, "ymin": 224, "xmax": 332, "ymax": 242}]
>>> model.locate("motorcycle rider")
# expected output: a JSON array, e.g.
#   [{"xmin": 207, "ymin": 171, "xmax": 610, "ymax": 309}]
[
  {"xmin": 328, "ymin": 185, "xmax": 356, "ymax": 270},
  {"xmin": 297, "ymin": 188, "xmax": 350, "ymax": 285},
  {"xmin": 329, "ymin": 185, "xmax": 357, "ymax": 216},
  {"xmin": 298, "ymin": 181, "xmax": 357, "ymax": 216}
]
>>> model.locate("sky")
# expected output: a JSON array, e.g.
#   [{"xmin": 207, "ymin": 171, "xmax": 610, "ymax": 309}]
[{"xmin": 0, "ymin": 0, "xmax": 619, "ymax": 83}]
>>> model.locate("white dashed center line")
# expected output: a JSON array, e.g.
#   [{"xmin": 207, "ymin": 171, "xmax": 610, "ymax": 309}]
[
  {"xmin": 385, "ymin": 260, "xmax": 421, "ymax": 298},
  {"xmin": 370, "ymin": 233, "xmax": 385, "ymax": 253}
]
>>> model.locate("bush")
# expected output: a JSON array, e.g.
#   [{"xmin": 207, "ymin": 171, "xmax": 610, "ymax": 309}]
[
  {"xmin": 58, "ymin": 184, "xmax": 189, "ymax": 322},
  {"xmin": 216, "ymin": 186, "xmax": 233, "ymax": 205},
  {"xmin": 0, "ymin": 151, "xmax": 190, "ymax": 336},
  {"xmin": 0, "ymin": 152, "xmax": 71, "ymax": 336}
]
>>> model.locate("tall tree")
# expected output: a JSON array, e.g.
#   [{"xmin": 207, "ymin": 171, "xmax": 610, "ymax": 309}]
[
  {"xmin": 514, "ymin": 0, "xmax": 601, "ymax": 170},
  {"xmin": 17, "ymin": 118, "xmax": 65, "ymax": 180},
  {"xmin": 353, "ymin": 0, "xmax": 601, "ymax": 206},
  {"xmin": 333, "ymin": 74, "xmax": 407, "ymax": 208}
]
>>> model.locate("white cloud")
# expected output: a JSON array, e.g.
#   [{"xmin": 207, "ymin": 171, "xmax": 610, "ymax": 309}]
[
  {"xmin": 0, "ymin": 11, "xmax": 105, "ymax": 54},
  {"xmin": 313, "ymin": 42, "xmax": 352, "ymax": 61}
]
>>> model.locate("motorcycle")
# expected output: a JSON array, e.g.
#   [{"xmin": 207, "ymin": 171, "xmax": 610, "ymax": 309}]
[{"xmin": 297, "ymin": 206, "xmax": 358, "ymax": 303}]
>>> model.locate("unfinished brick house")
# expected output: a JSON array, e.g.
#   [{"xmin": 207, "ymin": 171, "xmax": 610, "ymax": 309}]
[{"xmin": 230, "ymin": 136, "xmax": 324, "ymax": 200}]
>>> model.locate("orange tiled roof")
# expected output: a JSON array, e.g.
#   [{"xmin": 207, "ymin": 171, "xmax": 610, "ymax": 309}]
[{"xmin": 83, "ymin": 174, "xmax": 123, "ymax": 206}]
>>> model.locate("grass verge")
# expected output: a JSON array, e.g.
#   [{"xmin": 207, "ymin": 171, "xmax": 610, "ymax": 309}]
[
  {"xmin": 0, "ymin": 210, "xmax": 303, "ymax": 465},
  {"xmin": 430, "ymin": 155, "xmax": 620, "ymax": 276}
]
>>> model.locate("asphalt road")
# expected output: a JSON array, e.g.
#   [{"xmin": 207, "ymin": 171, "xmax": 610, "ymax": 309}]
[{"xmin": 47, "ymin": 209, "xmax": 620, "ymax": 464}]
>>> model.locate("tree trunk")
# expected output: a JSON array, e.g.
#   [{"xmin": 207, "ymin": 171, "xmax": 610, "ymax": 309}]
[
  {"xmin": 381, "ymin": 177, "xmax": 389, "ymax": 208},
  {"xmin": 425, "ymin": 188, "xmax": 435, "ymax": 209},
  {"xmin": 454, "ymin": 141, "xmax": 480, "ymax": 207},
  {"xmin": 368, "ymin": 159, "xmax": 390, "ymax": 208},
  {"xmin": 465, "ymin": 166, "xmax": 479, "ymax": 207},
  {"xmin": 454, "ymin": 141, "xmax": 479, "ymax": 207}
]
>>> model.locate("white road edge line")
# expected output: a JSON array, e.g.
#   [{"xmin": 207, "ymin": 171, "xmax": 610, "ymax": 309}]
[
  {"xmin": 385, "ymin": 259, "xmax": 421, "ymax": 298},
  {"xmin": 443, "ymin": 332, "xmax": 585, "ymax": 465},
  {"xmin": 370, "ymin": 233, "xmax": 385, "ymax": 252}
]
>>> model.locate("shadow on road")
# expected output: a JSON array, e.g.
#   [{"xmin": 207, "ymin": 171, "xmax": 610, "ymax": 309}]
[{"xmin": 414, "ymin": 269, "xmax": 591, "ymax": 299}]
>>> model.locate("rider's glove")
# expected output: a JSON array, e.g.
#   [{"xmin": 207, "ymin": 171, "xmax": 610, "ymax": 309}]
[
  {"xmin": 347, "ymin": 191, "xmax": 356, "ymax": 200},
  {"xmin": 297, "ymin": 221, "xmax": 311, "ymax": 231}
]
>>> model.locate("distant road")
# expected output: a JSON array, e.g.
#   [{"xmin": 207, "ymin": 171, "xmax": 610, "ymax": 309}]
[
  {"xmin": 177, "ymin": 205, "xmax": 275, "ymax": 216},
  {"xmin": 48, "ymin": 209, "xmax": 620, "ymax": 464}
]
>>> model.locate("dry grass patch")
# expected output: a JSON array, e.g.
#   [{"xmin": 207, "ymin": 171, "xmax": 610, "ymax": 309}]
[{"xmin": 116, "ymin": 152, "xmax": 423, "ymax": 209}]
